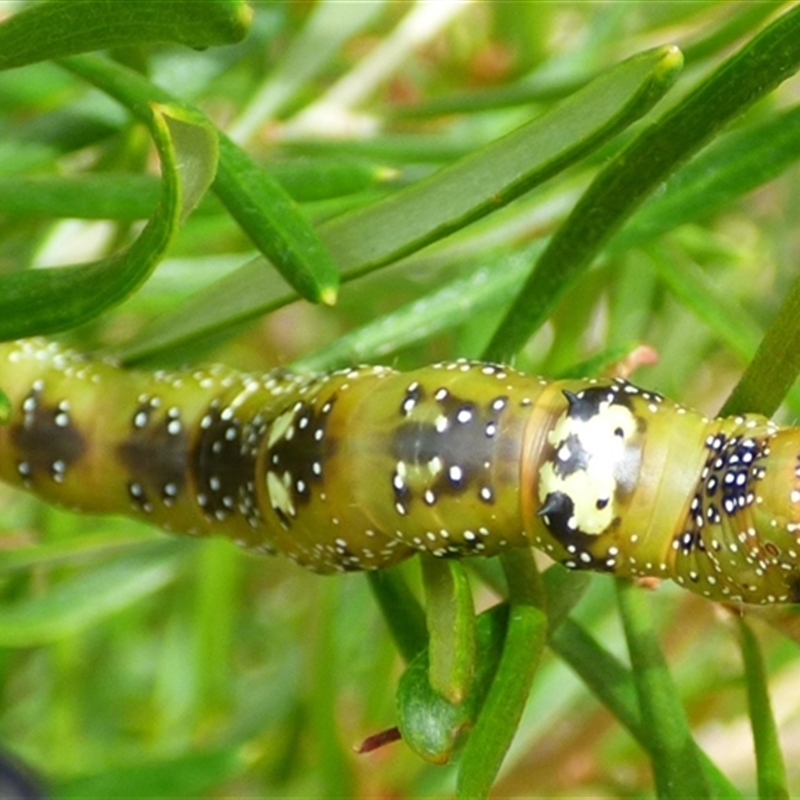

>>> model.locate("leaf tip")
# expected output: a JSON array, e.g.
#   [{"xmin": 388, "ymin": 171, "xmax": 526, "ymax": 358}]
[
  {"xmin": 376, "ymin": 165, "xmax": 401, "ymax": 183},
  {"xmin": 320, "ymin": 286, "xmax": 338, "ymax": 307},
  {"xmin": 658, "ymin": 44, "xmax": 684, "ymax": 75}
]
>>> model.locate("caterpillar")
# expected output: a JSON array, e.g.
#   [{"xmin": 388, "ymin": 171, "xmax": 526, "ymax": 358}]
[{"xmin": 1, "ymin": 338, "xmax": 799, "ymax": 605}]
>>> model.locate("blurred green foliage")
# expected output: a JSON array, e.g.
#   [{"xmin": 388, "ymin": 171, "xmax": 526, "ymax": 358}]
[{"xmin": 0, "ymin": 2, "xmax": 800, "ymax": 797}]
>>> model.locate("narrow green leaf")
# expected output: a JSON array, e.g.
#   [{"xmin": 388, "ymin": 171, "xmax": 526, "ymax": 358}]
[
  {"xmin": 159, "ymin": 103, "xmax": 220, "ymax": 221},
  {"xmin": 396, "ymin": 604, "xmax": 508, "ymax": 765},
  {"xmin": 485, "ymin": 4, "xmax": 800, "ymax": 361},
  {"xmin": 610, "ymin": 102, "xmax": 800, "ymax": 255},
  {"xmin": 738, "ymin": 618, "xmax": 790, "ymax": 800},
  {"xmin": 549, "ymin": 618, "xmax": 742, "ymax": 800},
  {"xmin": 367, "ymin": 568, "xmax": 428, "ymax": 664},
  {"xmin": 0, "ymin": 103, "xmax": 217, "ymax": 337},
  {"xmin": 421, "ymin": 556, "xmax": 476, "ymax": 705},
  {"xmin": 397, "ymin": 554, "xmax": 552, "ymax": 773},
  {"xmin": 0, "ymin": 0, "xmax": 251, "ymax": 71},
  {"xmin": 0, "ymin": 158, "xmax": 391, "ymax": 220},
  {"xmin": 397, "ymin": 4, "xmax": 780, "ymax": 119},
  {"xmin": 616, "ymin": 581, "xmax": 709, "ymax": 799},
  {"xmin": 539, "ymin": 564, "xmax": 592, "ymax": 630},
  {"xmin": 550, "ymin": 618, "xmax": 642, "ymax": 736},
  {"xmin": 0, "ymin": 174, "xmax": 159, "ymax": 220},
  {"xmin": 293, "ymin": 246, "xmax": 543, "ymax": 373},
  {"xmin": 456, "ymin": 549, "xmax": 547, "ymax": 800},
  {"xmin": 120, "ymin": 44, "xmax": 683, "ymax": 358},
  {"xmin": 721, "ymin": 270, "xmax": 800, "ymax": 418},
  {"xmin": 214, "ymin": 134, "xmax": 340, "ymax": 305},
  {"xmin": 0, "ymin": 542, "xmax": 188, "ymax": 647},
  {"xmin": 270, "ymin": 157, "xmax": 398, "ymax": 203},
  {"xmin": 321, "ymin": 45, "xmax": 683, "ymax": 278},
  {"xmin": 61, "ymin": 54, "xmax": 340, "ymax": 305},
  {"xmin": 117, "ymin": 257, "xmax": 295, "ymax": 364}
]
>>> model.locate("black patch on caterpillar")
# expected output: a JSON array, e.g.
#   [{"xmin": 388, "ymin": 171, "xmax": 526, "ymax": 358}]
[
  {"xmin": 191, "ymin": 401, "xmax": 255, "ymax": 519},
  {"xmin": 272, "ymin": 504, "xmax": 291, "ymax": 530},
  {"xmin": 117, "ymin": 411, "xmax": 187, "ymax": 509},
  {"xmin": 538, "ymin": 490, "xmax": 613, "ymax": 571},
  {"xmin": 391, "ymin": 388, "xmax": 506, "ymax": 504},
  {"xmin": 698, "ymin": 433, "xmax": 766, "ymax": 521},
  {"xmin": 266, "ymin": 396, "xmax": 338, "ymax": 516},
  {"xmin": 674, "ymin": 529, "xmax": 705, "ymax": 556},
  {"xmin": 538, "ymin": 491, "xmax": 575, "ymax": 537},
  {"xmin": 12, "ymin": 387, "xmax": 86, "ymax": 481},
  {"xmin": 551, "ymin": 433, "xmax": 590, "ymax": 478},
  {"xmin": 392, "ymin": 468, "xmax": 411, "ymax": 512},
  {"xmin": 563, "ymin": 385, "xmax": 632, "ymax": 421}
]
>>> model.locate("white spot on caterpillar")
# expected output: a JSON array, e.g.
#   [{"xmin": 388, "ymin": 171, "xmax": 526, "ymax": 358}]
[
  {"xmin": 268, "ymin": 409, "xmax": 296, "ymax": 447},
  {"xmin": 267, "ymin": 470, "xmax": 295, "ymax": 518},
  {"xmin": 427, "ymin": 456, "xmax": 443, "ymax": 476},
  {"xmin": 456, "ymin": 407, "xmax": 473, "ymax": 424},
  {"xmin": 55, "ymin": 400, "xmax": 70, "ymax": 427}
]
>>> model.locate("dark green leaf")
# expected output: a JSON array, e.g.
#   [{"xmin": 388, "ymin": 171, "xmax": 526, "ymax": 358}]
[
  {"xmin": 722, "ymin": 271, "xmax": 800, "ymax": 417},
  {"xmin": 118, "ymin": 44, "xmax": 683, "ymax": 360},
  {"xmin": 421, "ymin": 556, "xmax": 476, "ymax": 704},
  {"xmin": 485, "ymin": 4, "xmax": 800, "ymax": 360},
  {"xmin": 61, "ymin": 54, "xmax": 340, "ymax": 305},
  {"xmin": 368, "ymin": 568, "xmax": 428, "ymax": 664},
  {"xmin": 397, "ymin": 604, "xmax": 507, "ymax": 765},
  {"xmin": 0, "ymin": 0, "xmax": 251, "ymax": 71},
  {"xmin": 0, "ymin": 103, "xmax": 216, "ymax": 337}
]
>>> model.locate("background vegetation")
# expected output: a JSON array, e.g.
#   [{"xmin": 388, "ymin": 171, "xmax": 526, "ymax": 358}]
[{"xmin": 1, "ymin": 1, "xmax": 800, "ymax": 797}]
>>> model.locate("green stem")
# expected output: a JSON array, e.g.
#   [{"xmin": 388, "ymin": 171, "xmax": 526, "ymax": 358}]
[
  {"xmin": 456, "ymin": 549, "xmax": 546, "ymax": 799},
  {"xmin": 615, "ymin": 581, "xmax": 709, "ymax": 799},
  {"xmin": 738, "ymin": 618, "xmax": 790, "ymax": 800}
]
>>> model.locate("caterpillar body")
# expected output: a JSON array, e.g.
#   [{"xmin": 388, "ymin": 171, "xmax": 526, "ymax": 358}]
[{"xmin": 1, "ymin": 339, "xmax": 799, "ymax": 605}]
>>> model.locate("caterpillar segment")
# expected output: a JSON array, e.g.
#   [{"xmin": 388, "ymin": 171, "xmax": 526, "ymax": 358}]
[{"xmin": 1, "ymin": 339, "xmax": 800, "ymax": 604}]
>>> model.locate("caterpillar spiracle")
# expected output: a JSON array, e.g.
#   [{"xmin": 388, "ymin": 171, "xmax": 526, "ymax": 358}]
[{"xmin": 1, "ymin": 338, "xmax": 799, "ymax": 606}]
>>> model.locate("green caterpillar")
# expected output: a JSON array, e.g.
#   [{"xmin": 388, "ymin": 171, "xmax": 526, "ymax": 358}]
[{"xmin": 1, "ymin": 338, "xmax": 799, "ymax": 605}]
